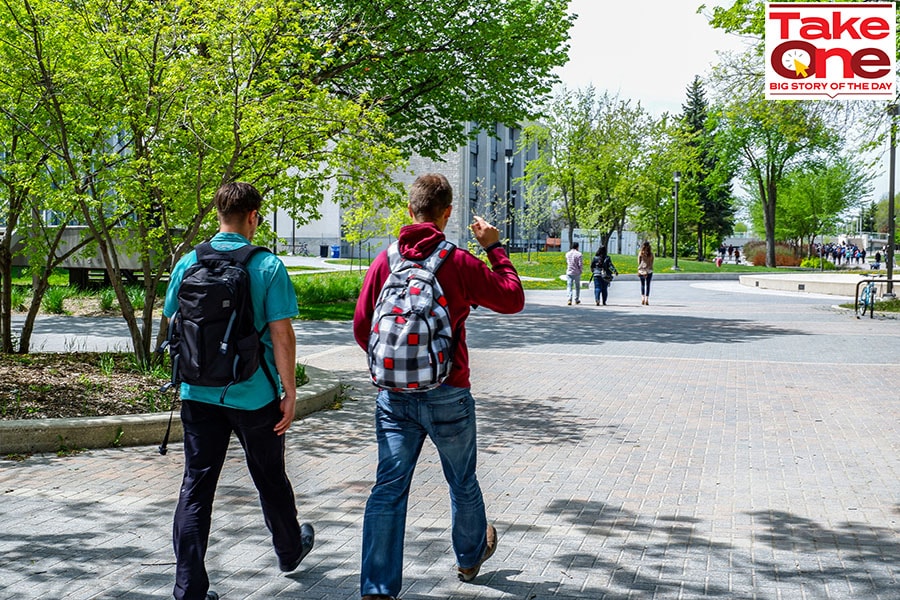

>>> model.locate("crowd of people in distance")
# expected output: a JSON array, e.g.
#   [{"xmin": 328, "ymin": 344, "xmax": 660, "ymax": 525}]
[
  {"xmin": 717, "ymin": 243, "xmax": 742, "ymax": 265},
  {"xmin": 814, "ymin": 242, "xmax": 868, "ymax": 266}
]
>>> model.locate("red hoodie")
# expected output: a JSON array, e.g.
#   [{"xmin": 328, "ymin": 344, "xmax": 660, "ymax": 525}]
[{"xmin": 353, "ymin": 222, "xmax": 525, "ymax": 389}]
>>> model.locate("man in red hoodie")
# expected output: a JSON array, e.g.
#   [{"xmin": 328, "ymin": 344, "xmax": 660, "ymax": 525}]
[{"xmin": 353, "ymin": 173, "xmax": 525, "ymax": 600}]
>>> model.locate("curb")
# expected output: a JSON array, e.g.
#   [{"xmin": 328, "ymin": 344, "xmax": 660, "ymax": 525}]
[{"xmin": 0, "ymin": 365, "xmax": 341, "ymax": 455}]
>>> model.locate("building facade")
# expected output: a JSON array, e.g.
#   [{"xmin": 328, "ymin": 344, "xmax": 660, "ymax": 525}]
[{"xmin": 270, "ymin": 122, "xmax": 536, "ymax": 256}]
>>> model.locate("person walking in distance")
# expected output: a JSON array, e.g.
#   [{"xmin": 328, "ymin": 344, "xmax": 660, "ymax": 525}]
[
  {"xmin": 565, "ymin": 242, "xmax": 583, "ymax": 305},
  {"xmin": 353, "ymin": 173, "xmax": 525, "ymax": 600},
  {"xmin": 638, "ymin": 241, "xmax": 654, "ymax": 305},
  {"xmin": 590, "ymin": 245, "xmax": 618, "ymax": 306},
  {"xmin": 163, "ymin": 182, "xmax": 314, "ymax": 600}
]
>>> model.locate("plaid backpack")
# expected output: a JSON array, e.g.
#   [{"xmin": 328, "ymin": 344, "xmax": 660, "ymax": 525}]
[{"xmin": 367, "ymin": 240, "xmax": 456, "ymax": 391}]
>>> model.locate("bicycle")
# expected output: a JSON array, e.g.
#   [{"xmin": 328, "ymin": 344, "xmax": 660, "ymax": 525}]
[{"xmin": 857, "ymin": 279, "xmax": 878, "ymax": 318}]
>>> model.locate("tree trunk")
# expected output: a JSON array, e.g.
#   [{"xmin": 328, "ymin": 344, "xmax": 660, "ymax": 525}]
[
  {"xmin": 0, "ymin": 241, "xmax": 13, "ymax": 353},
  {"xmin": 97, "ymin": 237, "xmax": 152, "ymax": 367},
  {"xmin": 764, "ymin": 178, "xmax": 778, "ymax": 267},
  {"xmin": 564, "ymin": 175, "xmax": 577, "ymax": 248},
  {"xmin": 697, "ymin": 224, "xmax": 705, "ymax": 261},
  {"xmin": 17, "ymin": 273, "xmax": 51, "ymax": 354}
]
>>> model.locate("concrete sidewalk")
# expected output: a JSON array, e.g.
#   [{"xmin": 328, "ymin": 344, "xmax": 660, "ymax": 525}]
[{"xmin": 1, "ymin": 280, "xmax": 897, "ymax": 599}]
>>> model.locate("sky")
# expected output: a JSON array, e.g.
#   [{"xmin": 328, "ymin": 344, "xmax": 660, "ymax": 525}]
[
  {"xmin": 553, "ymin": 0, "xmax": 892, "ymax": 204},
  {"xmin": 554, "ymin": 0, "xmax": 750, "ymax": 116}
]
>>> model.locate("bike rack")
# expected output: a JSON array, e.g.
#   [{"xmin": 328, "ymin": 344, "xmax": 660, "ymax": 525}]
[{"xmin": 854, "ymin": 277, "xmax": 898, "ymax": 318}]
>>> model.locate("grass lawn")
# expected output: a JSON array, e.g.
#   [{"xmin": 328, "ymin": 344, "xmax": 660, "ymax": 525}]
[
  {"xmin": 292, "ymin": 271, "xmax": 364, "ymax": 321},
  {"xmin": 838, "ymin": 296, "xmax": 900, "ymax": 313},
  {"xmin": 297, "ymin": 301, "xmax": 357, "ymax": 321},
  {"xmin": 290, "ymin": 250, "xmax": 790, "ymax": 311},
  {"xmin": 510, "ymin": 251, "xmax": 777, "ymax": 289},
  {"xmin": 12, "ymin": 267, "xmax": 68, "ymax": 287},
  {"xmin": 4, "ymin": 254, "xmax": 817, "ymax": 322}
]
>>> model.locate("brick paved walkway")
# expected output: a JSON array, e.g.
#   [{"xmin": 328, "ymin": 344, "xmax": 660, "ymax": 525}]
[{"xmin": 1, "ymin": 280, "xmax": 897, "ymax": 599}]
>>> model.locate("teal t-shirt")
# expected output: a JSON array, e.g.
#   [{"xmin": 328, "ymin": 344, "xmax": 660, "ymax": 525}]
[{"xmin": 163, "ymin": 232, "xmax": 298, "ymax": 410}]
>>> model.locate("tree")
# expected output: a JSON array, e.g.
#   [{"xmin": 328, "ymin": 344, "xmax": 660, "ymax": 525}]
[
  {"xmin": 679, "ymin": 76, "xmax": 735, "ymax": 259},
  {"xmin": 784, "ymin": 159, "xmax": 871, "ymax": 253},
  {"xmin": 523, "ymin": 88, "xmax": 660, "ymax": 251},
  {"xmin": 860, "ymin": 201, "xmax": 878, "ymax": 233},
  {"xmin": 0, "ymin": 99, "xmax": 47, "ymax": 352},
  {"xmin": 715, "ymin": 97, "xmax": 838, "ymax": 267},
  {"xmin": 0, "ymin": 0, "xmax": 573, "ymax": 362},
  {"xmin": 516, "ymin": 180, "xmax": 554, "ymax": 261},
  {"xmin": 340, "ymin": 188, "xmax": 408, "ymax": 270},
  {"xmin": 577, "ymin": 93, "xmax": 653, "ymax": 252},
  {"xmin": 0, "ymin": 0, "xmax": 116, "ymax": 353},
  {"xmin": 872, "ymin": 196, "xmax": 899, "ymax": 236},
  {"xmin": 302, "ymin": 0, "xmax": 574, "ymax": 159},
  {"xmin": 749, "ymin": 158, "xmax": 871, "ymax": 253},
  {"xmin": 521, "ymin": 87, "xmax": 594, "ymax": 247}
]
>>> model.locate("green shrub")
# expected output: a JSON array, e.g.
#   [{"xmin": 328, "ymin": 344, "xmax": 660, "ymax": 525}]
[
  {"xmin": 126, "ymin": 286, "xmax": 146, "ymax": 311},
  {"xmin": 295, "ymin": 362, "xmax": 308, "ymax": 386},
  {"xmin": 293, "ymin": 272, "xmax": 364, "ymax": 305},
  {"xmin": 99, "ymin": 288, "xmax": 117, "ymax": 311},
  {"xmin": 10, "ymin": 286, "xmax": 28, "ymax": 312},
  {"xmin": 98, "ymin": 353, "xmax": 116, "ymax": 376},
  {"xmin": 42, "ymin": 286, "xmax": 73, "ymax": 314},
  {"xmin": 800, "ymin": 257, "xmax": 837, "ymax": 270}
]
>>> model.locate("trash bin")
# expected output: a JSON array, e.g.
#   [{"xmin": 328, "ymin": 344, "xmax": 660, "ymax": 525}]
[
  {"xmin": 330, "ymin": 244, "xmax": 341, "ymax": 258},
  {"xmin": 319, "ymin": 244, "xmax": 329, "ymax": 258}
]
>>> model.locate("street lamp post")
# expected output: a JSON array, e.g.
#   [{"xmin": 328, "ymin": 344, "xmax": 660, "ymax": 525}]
[
  {"xmin": 672, "ymin": 170, "xmax": 681, "ymax": 271},
  {"xmin": 887, "ymin": 105, "xmax": 898, "ymax": 297},
  {"xmin": 505, "ymin": 148, "xmax": 514, "ymax": 245}
]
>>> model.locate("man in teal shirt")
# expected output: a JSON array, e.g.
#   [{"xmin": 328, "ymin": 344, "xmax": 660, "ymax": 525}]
[{"xmin": 163, "ymin": 182, "xmax": 314, "ymax": 600}]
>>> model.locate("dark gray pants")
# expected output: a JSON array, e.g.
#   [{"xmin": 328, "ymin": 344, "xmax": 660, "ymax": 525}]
[{"xmin": 173, "ymin": 399, "xmax": 301, "ymax": 600}]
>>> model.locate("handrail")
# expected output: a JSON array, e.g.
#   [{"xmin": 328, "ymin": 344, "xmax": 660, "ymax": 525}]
[{"xmin": 854, "ymin": 277, "xmax": 898, "ymax": 318}]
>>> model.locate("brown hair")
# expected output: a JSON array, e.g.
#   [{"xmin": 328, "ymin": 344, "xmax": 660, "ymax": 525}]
[
  {"xmin": 408, "ymin": 173, "xmax": 453, "ymax": 221},
  {"xmin": 639, "ymin": 241, "xmax": 653, "ymax": 260},
  {"xmin": 214, "ymin": 182, "xmax": 262, "ymax": 223}
]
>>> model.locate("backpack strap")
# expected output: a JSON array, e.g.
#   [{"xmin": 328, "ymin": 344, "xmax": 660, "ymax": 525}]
[
  {"xmin": 386, "ymin": 242, "xmax": 404, "ymax": 272},
  {"xmin": 231, "ymin": 243, "xmax": 270, "ymax": 265},
  {"xmin": 256, "ymin": 322, "xmax": 280, "ymax": 399},
  {"xmin": 423, "ymin": 240, "xmax": 455, "ymax": 273},
  {"xmin": 387, "ymin": 240, "xmax": 455, "ymax": 274},
  {"xmin": 195, "ymin": 240, "xmax": 270, "ymax": 264}
]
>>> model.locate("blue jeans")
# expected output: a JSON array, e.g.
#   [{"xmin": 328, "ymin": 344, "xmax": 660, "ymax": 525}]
[
  {"xmin": 593, "ymin": 276, "xmax": 610, "ymax": 304},
  {"xmin": 566, "ymin": 274, "xmax": 581, "ymax": 301},
  {"xmin": 640, "ymin": 273, "xmax": 653, "ymax": 296},
  {"xmin": 360, "ymin": 385, "xmax": 488, "ymax": 598}
]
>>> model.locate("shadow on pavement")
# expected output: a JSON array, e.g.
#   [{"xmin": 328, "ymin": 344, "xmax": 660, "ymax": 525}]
[
  {"xmin": 0, "ymin": 496, "xmax": 174, "ymax": 593},
  {"xmin": 480, "ymin": 498, "xmax": 899, "ymax": 599},
  {"xmin": 466, "ymin": 303, "xmax": 805, "ymax": 350},
  {"xmin": 477, "ymin": 393, "xmax": 611, "ymax": 452}
]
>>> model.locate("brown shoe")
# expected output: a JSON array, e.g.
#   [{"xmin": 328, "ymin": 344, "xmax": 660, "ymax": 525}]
[{"xmin": 457, "ymin": 524, "xmax": 498, "ymax": 582}]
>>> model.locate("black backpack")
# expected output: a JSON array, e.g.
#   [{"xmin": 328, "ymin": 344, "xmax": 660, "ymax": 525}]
[{"xmin": 160, "ymin": 242, "xmax": 277, "ymax": 403}]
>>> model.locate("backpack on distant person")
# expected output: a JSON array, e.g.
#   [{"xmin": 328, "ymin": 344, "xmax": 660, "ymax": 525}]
[
  {"xmin": 159, "ymin": 242, "xmax": 277, "ymax": 403},
  {"xmin": 593, "ymin": 256, "xmax": 614, "ymax": 282},
  {"xmin": 367, "ymin": 240, "xmax": 456, "ymax": 391}
]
